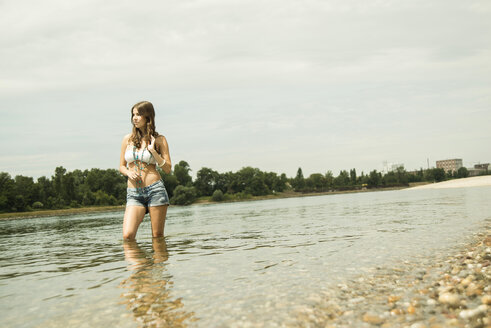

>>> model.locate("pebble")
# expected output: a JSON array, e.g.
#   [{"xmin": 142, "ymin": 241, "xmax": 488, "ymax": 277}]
[
  {"xmin": 410, "ymin": 323, "xmax": 427, "ymax": 328},
  {"xmin": 438, "ymin": 293, "xmax": 460, "ymax": 307},
  {"xmin": 407, "ymin": 305, "xmax": 416, "ymax": 314},
  {"xmin": 427, "ymin": 299, "xmax": 437, "ymax": 306},
  {"xmin": 460, "ymin": 277, "xmax": 472, "ymax": 287},
  {"xmin": 390, "ymin": 308, "xmax": 404, "ymax": 315},
  {"xmin": 362, "ymin": 313, "xmax": 385, "ymax": 325},
  {"xmin": 349, "ymin": 297, "xmax": 366, "ymax": 304},
  {"xmin": 458, "ymin": 304, "xmax": 487, "ymax": 319},
  {"xmin": 387, "ymin": 295, "xmax": 401, "ymax": 303}
]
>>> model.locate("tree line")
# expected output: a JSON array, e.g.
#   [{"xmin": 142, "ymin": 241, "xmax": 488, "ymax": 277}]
[{"xmin": 0, "ymin": 162, "xmax": 485, "ymax": 213}]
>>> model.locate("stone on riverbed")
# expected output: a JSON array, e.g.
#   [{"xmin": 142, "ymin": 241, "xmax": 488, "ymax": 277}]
[
  {"xmin": 362, "ymin": 312, "xmax": 385, "ymax": 325},
  {"xmin": 458, "ymin": 304, "xmax": 487, "ymax": 319},
  {"xmin": 438, "ymin": 293, "xmax": 460, "ymax": 307}
]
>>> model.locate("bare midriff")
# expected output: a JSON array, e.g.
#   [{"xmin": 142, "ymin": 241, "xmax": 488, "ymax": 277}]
[{"xmin": 127, "ymin": 163, "xmax": 161, "ymax": 188}]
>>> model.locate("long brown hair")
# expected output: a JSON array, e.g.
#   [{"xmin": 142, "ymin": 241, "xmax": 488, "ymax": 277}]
[{"xmin": 129, "ymin": 101, "xmax": 159, "ymax": 151}]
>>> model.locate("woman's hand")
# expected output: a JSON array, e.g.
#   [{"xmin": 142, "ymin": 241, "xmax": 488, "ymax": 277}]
[
  {"xmin": 148, "ymin": 136, "xmax": 156, "ymax": 152},
  {"xmin": 126, "ymin": 170, "xmax": 140, "ymax": 182}
]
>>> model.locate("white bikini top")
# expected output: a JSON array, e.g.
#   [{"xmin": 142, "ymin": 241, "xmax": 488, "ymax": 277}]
[{"xmin": 125, "ymin": 146, "xmax": 156, "ymax": 165}]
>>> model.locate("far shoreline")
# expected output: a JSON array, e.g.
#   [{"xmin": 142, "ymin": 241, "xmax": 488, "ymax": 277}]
[
  {"xmin": 0, "ymin": 185, "xmax": 410, "ymax": 221},
  {"xmin": 2, "ymin": 175, "xmax": 490, "ymax": 221}
]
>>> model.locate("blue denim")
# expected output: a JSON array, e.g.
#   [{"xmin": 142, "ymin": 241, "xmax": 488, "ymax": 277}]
[{"xmin": 126, "ymin": 179, "xmax": 170, "ymax": 208}]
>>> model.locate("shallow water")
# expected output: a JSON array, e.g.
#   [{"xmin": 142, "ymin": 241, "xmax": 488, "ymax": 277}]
[{"xmin": 1, "ymin": 186, "xmax": 490, "ymax": 327}]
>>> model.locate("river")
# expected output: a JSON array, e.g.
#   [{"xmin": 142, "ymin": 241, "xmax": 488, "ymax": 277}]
[{"xmin": 1, "ymin": 186, "xmax": 490, "ymax": 327}]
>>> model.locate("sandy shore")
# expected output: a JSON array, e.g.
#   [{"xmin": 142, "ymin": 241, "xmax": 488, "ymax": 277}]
[
  {"xmin": 409, "ymin": 176, "xmax": 491, "ymax": 190},
  {"xmin": 292, "ymin": 226, "xmax": 491, "ymax": 328}
]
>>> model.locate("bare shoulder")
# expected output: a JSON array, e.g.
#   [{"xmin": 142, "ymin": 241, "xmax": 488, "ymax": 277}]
[
  {"xmin": 122, "ymin": 134, "xmax": 131, "ymax": 146},
  {"xmin": 156, "ymin": 134, "xmax": 168, "ymax": 145}
]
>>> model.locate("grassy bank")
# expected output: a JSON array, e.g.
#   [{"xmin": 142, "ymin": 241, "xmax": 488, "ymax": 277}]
[{"xmin": 0, "ymin": 205, "xmax": 125, "ymax": 220}]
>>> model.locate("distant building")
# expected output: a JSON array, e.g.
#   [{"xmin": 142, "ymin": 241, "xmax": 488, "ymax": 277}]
[
  {"xmin": 468, "ymin": 163, "xmax": 489, "ymax": 177},
  {"xmin": 474, "ymin": 163, "xmax": 489, "ymax": 170},
  {"xmin": 436, "ymin": 159, "xmax": 463, "ymax": 173}
]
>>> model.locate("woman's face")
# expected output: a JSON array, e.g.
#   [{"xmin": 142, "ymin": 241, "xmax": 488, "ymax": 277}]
[{"xmin": 132, "ymin": 108, "xmax": 147, "ymax": 129}]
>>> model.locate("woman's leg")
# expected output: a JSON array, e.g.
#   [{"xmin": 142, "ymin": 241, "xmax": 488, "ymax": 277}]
[
  {"xmin": 123, "ymin": 206, "xmax": 147, "ymax": 241},
  {"xmin": 149, "ymin": 205, "xmax": 168, "ymax": 238}
]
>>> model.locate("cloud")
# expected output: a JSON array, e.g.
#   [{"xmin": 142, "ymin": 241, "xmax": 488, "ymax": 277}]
[{"xmin": 1, "ymin": 0, "xmax": 490, "ymax": 178}]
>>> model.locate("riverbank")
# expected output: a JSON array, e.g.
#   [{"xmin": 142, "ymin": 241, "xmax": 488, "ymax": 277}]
[
  {"xmin": 3, "ymin": 175, "xmax": 489, "ymax": 220},
  {"xmin": 293, "ymin": 226, "xmax": 491, "ymax": 328},
  {"xmin": 0, "ymin": 205, "xmax": 125, "ymax": 220},
  {"xmin": 0, "ymin": 186, "xmax": 407, "ymax": 220}
]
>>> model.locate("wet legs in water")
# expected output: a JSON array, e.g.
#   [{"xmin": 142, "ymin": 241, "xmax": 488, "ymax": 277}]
[{"xmin": 123, "ymin": 205, "xmax": 168, "ymax": 240}]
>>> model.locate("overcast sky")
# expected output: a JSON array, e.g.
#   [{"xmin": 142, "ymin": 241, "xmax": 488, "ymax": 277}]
[{"xmin": 1, "ymin": 0, "xmax": 490, "ymax": 180}]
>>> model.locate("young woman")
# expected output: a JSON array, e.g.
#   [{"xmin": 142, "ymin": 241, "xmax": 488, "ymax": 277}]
[{"xmin": 119, "ymin": 101, "xmax": 172, "ymax": 241}]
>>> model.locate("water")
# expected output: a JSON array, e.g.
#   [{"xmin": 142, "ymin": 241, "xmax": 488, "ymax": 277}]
[{"xmin": 1, "ymin": 187, "xmax": 490, "ymax": 327}]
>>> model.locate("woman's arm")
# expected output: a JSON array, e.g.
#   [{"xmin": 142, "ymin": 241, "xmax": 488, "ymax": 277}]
[
  {"xmin": 119, "ymin": 134, "xmax": 139, "ymax": 180},
  {"xmin": 148, "ymin": 135, "xmax": 172, "ymax": 174}
]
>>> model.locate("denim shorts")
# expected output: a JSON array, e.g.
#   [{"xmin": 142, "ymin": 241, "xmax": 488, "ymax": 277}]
[{"xmin": 126, "ymin": 179, "xmax": 170, "ymax": 208}]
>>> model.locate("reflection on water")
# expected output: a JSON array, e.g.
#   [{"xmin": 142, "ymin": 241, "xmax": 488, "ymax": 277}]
[{"xmin": 120, "ymin": 238, "xmax": 196, "ymax": 328}]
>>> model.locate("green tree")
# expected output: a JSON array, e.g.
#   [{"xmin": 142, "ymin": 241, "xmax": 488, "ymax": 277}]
[
  {"xmin": 174, "ymin": 161, "xmax": 192, "ymax": 186},
  {"xmin": 52, "ymin": 166, "xmax": 67, "ymax": 205},
  {"xmin": 211, "ymin": 189, "xmax": 224, "ymax": 202},
  {"xmin": 171, "ymin": 185, "xmax": 197, "ymax": 205},
  {"xmin": 215, "ymin": 172, "xmax": 230, "ymax": 194},
  {"xmin": 325, "ymin": 171, "xmax": 334, "ymax": 189},
  {"xmin": 237, "ymin": 167, "xmax": 269, "ymax": 196},
  {"xmin": 425, "ymin": 168, "xmax": 446, "ymax": 182},
  {"xmin": 434, "ymin": 168, "xmax": 446, "ymax": 182},
  {"xmin": 334, "ymin": 170, "xmax": 350, "ymax": 188},
  {"xmin": 0, "ymin": 172, "xmax": 14, "ymax": 212},
  {"xmin": 14, "ymin": 175, "xmax": 37, "ymax": 211},
  {"xmin": 62, "ymin": 172, "xmax": 76, "ymax": 204},
  {"xmin": 36, "ymin": 176, "xmax": 54, "ymax": 206},
  {"xmin": 293, "ymin": 167, "xmax": 305, "ymax": 191},
  {"xmin": 349, "ymin": 168, "xmax": 357, "ymax": 185},
  {"xmin": 264, "ymin": 172, "xmax": 287, "ymax": 193},
  {"xmin": 408, "ymin": 169, "xmax": 424, "ymax": 183},
  {"xmin": 86, "ymin": 168, "xmax": 103, "ymax": 192},
  {"xmin": 367, "ymin": 170, "xmax": 382, "ymax": 188},
  {"xmin": 81, "ymin": 188, "xmax": 96, "ymax": 206},
  {"xmin": 93, "ymin": 190, "xmax": 118, "ymax": 206},
  {"xmin": 222, "ymin": 171, "xmax": 242, "ymax": 194},
  {"xmin": 194, "ymin": 167, "xmax": 219, "ymax": 196},
  {"xmin": 158, "ymin": 168, "xmax": 179, "ymax": 199},
  {"xmin": 457, "ymin": 167, "xmax": 469, "ymax": 178},
  {"xmin": 274, "ymin": 173, "xmax": 288, "ymax": 192},
  {"xmin": 305, "ymin": 173, "xmax": 326, "ymax": 192},
  {"xmin": 32, "ymin": 201, "xmax": 44, "ymax": 209},
  {"xmin": 383, "ymin": 171, "xmax": 398, "ymax": 186},
  {"xmin": 395, "ymin": 167, "xmax": 409, "ymax": 185}
]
